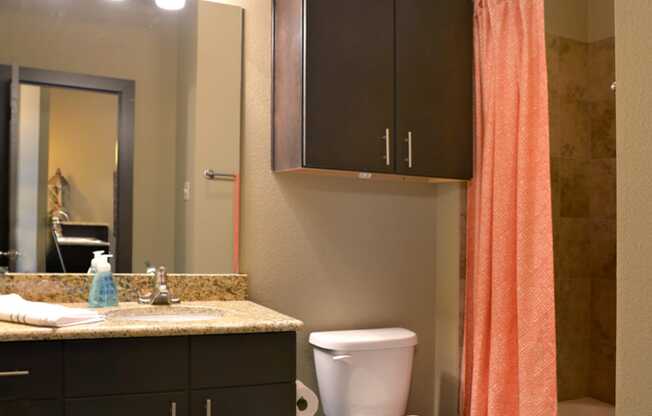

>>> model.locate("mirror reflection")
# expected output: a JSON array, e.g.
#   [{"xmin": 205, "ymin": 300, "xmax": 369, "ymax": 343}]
[
  {"xmin": 18, "ymin": 85, "xmax": 118, "ymax": 274},
  {"xmin": 0, "ymin": 0, "xmax": 243, "ymax": 274}
]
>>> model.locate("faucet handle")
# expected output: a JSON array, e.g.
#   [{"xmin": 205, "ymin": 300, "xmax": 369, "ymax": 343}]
[
  {"xmin": 155, "ymin": 266, "xmax": 168, "ymax": 287},
  {"xmin": 138, "ymin": 265, "xmax": 180, "ymax": 305},
  {"xmin": 137, "ymin": 289, "xmax": 153, "ymax": 304}
]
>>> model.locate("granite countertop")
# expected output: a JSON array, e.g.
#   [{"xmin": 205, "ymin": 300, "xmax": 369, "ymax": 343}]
[
  {"xmin": 1, "ymin": 273, "xmax": 248, "ymax": 303},
  {"xmin": 0, "ymin": 301, "xmax": 303, "ymax": 342}
]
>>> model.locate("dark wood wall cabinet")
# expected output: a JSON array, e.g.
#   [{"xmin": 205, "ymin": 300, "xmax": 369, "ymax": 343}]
[
  {"xmin": 0, "ymin": 333, "xmax": 296, "ymax": 416},
  {"xmin": 273, "ymin": 0, "xmax": 473, "ymax": 182}
]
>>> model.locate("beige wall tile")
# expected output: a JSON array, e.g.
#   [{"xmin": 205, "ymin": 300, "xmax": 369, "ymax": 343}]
[
  {"xmin": 557, "ymin": 38, "xmax": 589, "ymax": 100},
  {"xmin": 590, "ymin": 97, "xmax": 617, "ymax": 159},
  {"xmin": 590, "ymin": 219, "xmax": 617, "ymax": 281},
  {"xmin": 555, "ymin": 217, "xmax": 592, "ymax": 280},
  {"xmin": 588, "ymin": 159, "xmax": 617, "ymax": 219},
  {"xmin": 590, "ymin": 278, "xmax": 617, "ymax": 403},
  {"xmin": 588, "ymin": 38, "xmax": 616, "ymax": 103},
  {"xmin": 560, "ymin": 160, "xmax": 591, "ymax": 218},
  {"xmin": 555, "ymin": 278, "xmax": 592, "ymax": 399},
  {"xmin": 559, "ymin": 97, "xmax": 591, "ymax": 160}
]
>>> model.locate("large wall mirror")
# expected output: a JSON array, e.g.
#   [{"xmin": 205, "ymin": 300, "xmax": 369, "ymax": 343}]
[{"xmin": 0, "ymin": 0, "xmax": 243, "ymax": 274}]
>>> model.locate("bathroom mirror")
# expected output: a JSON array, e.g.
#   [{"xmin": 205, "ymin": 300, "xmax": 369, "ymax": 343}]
[{"xmin": 0, "ymin": 0, "xmax": 243, "ymax": 274}]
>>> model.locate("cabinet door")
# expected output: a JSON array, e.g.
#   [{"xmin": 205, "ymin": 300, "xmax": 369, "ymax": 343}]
[
  {"xmin": 65, "ymin": 392, "xmax": 187, "ymax": 416},
  {"xmin": 0, "ymin": 400, "xmax": 62, "ymax": 416},
  {"xmin": 395, "ymin": 0, "xmax": 473, "ymax": 178},
  {"xmin": 304, "ymin": 0, "xmax": 395, "ymax": 172},
  {"xmin": 64, "ymin": 337, "xmax": 188, "ymax": 397},
  {"xmin": 191, "ymin": 384, "xmax": 294, "ymax": 416}
]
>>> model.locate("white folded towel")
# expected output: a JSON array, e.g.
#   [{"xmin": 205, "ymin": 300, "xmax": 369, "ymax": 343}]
[{"xmin": 0, "ymin": 294, "xmax": 105, "ymax": 328}]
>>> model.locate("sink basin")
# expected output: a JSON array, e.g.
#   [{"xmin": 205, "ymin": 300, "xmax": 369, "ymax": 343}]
[{"xmin": 106, "ymin": 306, "xmax": 223, "ymax": 323}]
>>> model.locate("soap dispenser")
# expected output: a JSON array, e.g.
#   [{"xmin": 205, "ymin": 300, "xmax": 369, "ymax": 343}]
[{"xmin": 88, "ymin": 251, "xmax": 118, "ymax": 308}]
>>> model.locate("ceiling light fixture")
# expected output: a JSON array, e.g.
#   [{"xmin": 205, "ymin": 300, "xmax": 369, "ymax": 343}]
[{"xmin": 155, "ymin": 0, "xmax": 186, "ymax": 10}]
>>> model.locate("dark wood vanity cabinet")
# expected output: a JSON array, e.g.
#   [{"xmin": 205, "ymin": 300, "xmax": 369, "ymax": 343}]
[
  {"xmin": 0, "ymin": 333, "xmax": 296, "ymax": 416},
  {"xmin": 273, "ymin": 0, "xmax": 473, "ymax": 180}
]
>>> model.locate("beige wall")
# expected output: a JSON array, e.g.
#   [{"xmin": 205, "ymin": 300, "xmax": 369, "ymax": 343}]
[
  {"xmin": 210, "ymin": 1, "xmax": 464, "ymax": 415},
  {"xmin": 47, "ymin": 87, "xmax": 117, "ymax": 233},
  {"xmin": 0, "ymin": 0, "xmax": 179, "ymax": 271},
  {"xmin": 615, "ymin": 1, "xmax": 652, "ymax": 414},
  {"xmin": 545, "ymin": 0, "xmax": 614, "ymax": 42},
  {"xmin": 434, "ymin": 184, "xmax": 464, "ymax": 416}
]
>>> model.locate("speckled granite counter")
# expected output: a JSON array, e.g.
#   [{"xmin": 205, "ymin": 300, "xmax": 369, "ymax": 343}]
[
  {"xmin": 0, "ymin": 273, "xmax": 248, "ymax": 302},
  {"xmin": 0, "ymin": 301, "xmax": 303, "ymax": 342}
]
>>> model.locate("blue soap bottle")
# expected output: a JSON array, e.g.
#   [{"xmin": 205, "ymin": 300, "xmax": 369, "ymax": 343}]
[{"xmin": 88, "ymin": 251, "xmax": 118, "ymax": 308}]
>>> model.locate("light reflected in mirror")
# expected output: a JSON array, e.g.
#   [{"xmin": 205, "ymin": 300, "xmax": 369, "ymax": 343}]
[{"xmin": 0, "ymin": 0, "xmax": 243, "ymax": 274}]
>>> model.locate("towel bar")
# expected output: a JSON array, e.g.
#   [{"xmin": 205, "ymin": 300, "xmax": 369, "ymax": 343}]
[{"xmin": 203, "ymin": 169, "xmax": 236, "ymax": 181}]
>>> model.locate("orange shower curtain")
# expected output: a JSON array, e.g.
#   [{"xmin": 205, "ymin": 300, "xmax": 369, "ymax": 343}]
[{"xmin": 461, "ymin": 1, "xmax": 557, "ymax": 415}]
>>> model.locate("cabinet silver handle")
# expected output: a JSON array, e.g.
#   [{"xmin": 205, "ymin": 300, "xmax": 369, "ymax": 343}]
[
  {"xmin": 382, "ymin": 128, "xmax": 391, "ymax": 166},
  {"xmin": 0, "ymin": 370, "xmax": 29, "ymax": 377},
  {"xmin": 170, "ymin": 401, "xmax": 177, "ymax": 416},
  {"xmin": 206, "ymin": 399, "xmax": 212, "ymax": 416},
  {"xmin": 404, "ymin": 131, "xmax": 413, "ymax": 168}
]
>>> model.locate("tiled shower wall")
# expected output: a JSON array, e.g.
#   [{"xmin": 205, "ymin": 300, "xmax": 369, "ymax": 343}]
[{"xmin": 547, "ymin": 34, "xmax": 616, "ymax": 403}]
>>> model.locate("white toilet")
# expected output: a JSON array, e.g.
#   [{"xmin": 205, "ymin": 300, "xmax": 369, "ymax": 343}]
[{"xmin": 309, "ymin": 328, "xmax": 418, "ymax": 416}]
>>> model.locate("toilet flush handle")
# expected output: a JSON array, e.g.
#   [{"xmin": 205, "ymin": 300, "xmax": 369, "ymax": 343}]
[{"xmin": 332, "ymin": 354, "xmax": 352, "ymax": 361}]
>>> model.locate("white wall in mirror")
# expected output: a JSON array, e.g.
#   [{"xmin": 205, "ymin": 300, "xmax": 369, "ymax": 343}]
[
  {"xmin": 175, "ymin": 1, "xmax": 243, "ymax": 273},
  {"xmin": 15, "ymin": 84, "xmax": 48, "ymax": 272}
]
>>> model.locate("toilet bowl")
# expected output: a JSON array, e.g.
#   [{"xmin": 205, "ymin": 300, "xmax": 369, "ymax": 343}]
[{"xmin": 309, "ymin": 328, "xmax": 418, "ymax": 416}]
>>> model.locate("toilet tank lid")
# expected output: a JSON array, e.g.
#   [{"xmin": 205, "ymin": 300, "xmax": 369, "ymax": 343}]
[{"xmin": 309, "ymin": 328, "xmax": 418, "ymax": 351}]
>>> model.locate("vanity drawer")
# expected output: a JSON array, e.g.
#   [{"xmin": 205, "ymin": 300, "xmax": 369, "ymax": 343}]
[
  {"xmin": 0, "ymin": 400, "xmax": 63, "ymax": 416},
  {"xmin": 190, "ymin": 383, "xmax": 295, "ymax": 416},
  {"xmin": 0, "ymin": 341, "xmax": 63, "ymax": 400},
  {"xmin": 190, "ymin": 332, "xmax": 295, "ymax": 388},
  {"xmin": 65, "ymin": 392, "xmax": 187, "ymax": 416},
  {"xmin": 64, "ymin": 337, "xmax": 188, "ymax": 397}
]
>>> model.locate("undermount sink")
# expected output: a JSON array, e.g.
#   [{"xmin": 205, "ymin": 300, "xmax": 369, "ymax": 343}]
[{"xmin": 106, "ymin": 306, "xmax": 223, "ymax": 323}]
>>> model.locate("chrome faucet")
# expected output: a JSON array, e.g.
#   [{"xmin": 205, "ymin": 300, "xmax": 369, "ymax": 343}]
[{"xmin": 138, "ymin": 266, "xmax": 180, "ymax": 305}]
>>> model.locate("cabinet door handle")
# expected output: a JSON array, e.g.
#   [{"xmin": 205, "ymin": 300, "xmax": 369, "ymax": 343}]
[
  {"xmin": 0, "ymin": 370, "xmax": 29, "ymax": 377},
  {"xmin": 382, "ymin": 128, "xmax": 391, "ymax": 166},
  {"xmin": 404, "ymin": 131, "xmax": 413, "ymax": 168},
  {"xmin": 205, "ymin": 399, "xmax": 212, "ymax": 416},
  {"xmin": 170, "ymin": 401, "xmax": 177, "ymax": 416}
]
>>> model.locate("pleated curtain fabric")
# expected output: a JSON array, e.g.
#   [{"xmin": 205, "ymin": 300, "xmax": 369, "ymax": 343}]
[{"xmin": 461, "ymin": 0, "xmax": 558, "ymax": 415}]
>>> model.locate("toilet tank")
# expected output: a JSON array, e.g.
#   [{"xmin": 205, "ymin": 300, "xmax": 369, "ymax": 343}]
[{"xmin": 309, "ymin": 328, "xmax": 418, "ymax": 416}]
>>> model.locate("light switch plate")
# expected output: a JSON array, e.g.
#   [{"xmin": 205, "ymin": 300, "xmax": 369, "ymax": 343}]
[{"xmin": 183, "ymin": 181, "xmax": 191, "ymax": 201}]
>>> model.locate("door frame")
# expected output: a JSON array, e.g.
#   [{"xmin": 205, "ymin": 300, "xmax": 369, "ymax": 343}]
[
  {"xmin": 9, "ymin": 67, "xmax": 135, "ymax": 273},
  {"xmin": 0, "ymin": 65, "xmax": 11, "ymax": 269}
]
